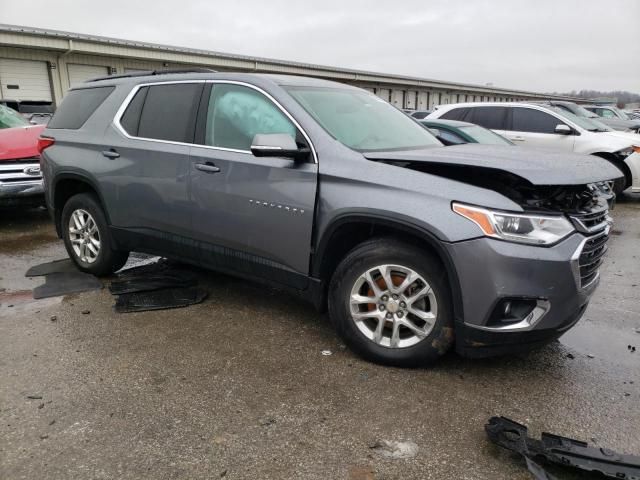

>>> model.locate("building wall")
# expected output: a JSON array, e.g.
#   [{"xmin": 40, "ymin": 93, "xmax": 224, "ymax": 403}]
[{"xmin": 0, "ymin": 28, "xmax": 581, "ymax": 109}]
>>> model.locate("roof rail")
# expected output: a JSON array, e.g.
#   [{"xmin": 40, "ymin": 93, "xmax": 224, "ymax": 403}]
[{"xmin": 85, "ymin": 67, "xmax": 218, "ymax": 83}]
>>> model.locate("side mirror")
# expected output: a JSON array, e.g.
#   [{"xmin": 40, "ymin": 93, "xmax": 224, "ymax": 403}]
[
  {"xmin": 250, "ymin": 133, "xmax": 308, "ymax": 161},
  {"xmin": 555, "ymin": 124, "xmax": 572, "ymax": 135}
]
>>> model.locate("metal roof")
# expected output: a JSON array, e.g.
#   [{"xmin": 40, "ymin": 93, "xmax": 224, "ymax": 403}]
[{"xmin": 0, "ymin": 24, "xmax": 579, "ymax": 100}]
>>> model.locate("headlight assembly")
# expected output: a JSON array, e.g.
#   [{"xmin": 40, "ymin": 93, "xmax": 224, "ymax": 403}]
[{"xmin": 452, "ymin": 203, "xmax": 575, "ymax": 246}]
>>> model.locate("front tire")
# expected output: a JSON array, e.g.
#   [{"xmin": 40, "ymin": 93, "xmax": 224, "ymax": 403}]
[
  {"xmin": 328, "ymin": 238, "xmax": 454, "ymax": 367},
  {"xmin": 61, "ymin": 193, "xmax": 129, "ymax": 276}
]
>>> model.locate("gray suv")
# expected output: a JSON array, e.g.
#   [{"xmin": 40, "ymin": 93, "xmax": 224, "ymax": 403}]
[{"xmin": 40, "ymin": 71, "xmax": 621, "ymax": 366}]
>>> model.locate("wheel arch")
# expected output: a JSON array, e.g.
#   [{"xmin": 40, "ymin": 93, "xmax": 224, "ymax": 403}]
[
  {"xmin": 312, "ymin": 214, "xmax": 464, "ymax": 324},
  {"xmin": 52, "ymin": 173, "xmax": 111, "ymax": 237},
  {"xmin": 592, "ymin": 152, "xmax": 632, "ymax": 188}
]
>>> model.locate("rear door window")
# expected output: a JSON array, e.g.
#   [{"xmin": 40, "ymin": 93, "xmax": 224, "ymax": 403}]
[
  {"xmin": 510, "ymin": 107, "xmax": 563, "ymax": 133},
  {"xmin": 48, "ymin": 86, "xmax": 114, "ymax": 129},
  {"xmin": 468, "ymin": 107, "xmax": 508, "ymax": 129},
  {"xmin": 440, "ymin": 107, "xmax": 469, "ymax": 121},
  {"xmin": 135, "ymin": 83, "xmax": 203, "ymax": 143},
  {"xmin": 119, "ymin": 86, "xmax": 148, "ymax": 136}
]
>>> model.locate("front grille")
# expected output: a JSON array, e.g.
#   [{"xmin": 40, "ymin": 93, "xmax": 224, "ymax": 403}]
[
  {"xmin": 578, "ymin": 231, "xmax": 609, "ymax": 287},
  {"xmin": 0, "ymin": 160, "xmax": 42, "ymax": 185},
  {"xmin": 570, "ymin": 209, "xmax": 609, "ymax": 233}
]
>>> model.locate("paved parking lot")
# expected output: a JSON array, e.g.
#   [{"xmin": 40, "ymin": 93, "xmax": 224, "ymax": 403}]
[{"xmin": 1, "ymin": 194, "xmax": 639, "ymax": 480}]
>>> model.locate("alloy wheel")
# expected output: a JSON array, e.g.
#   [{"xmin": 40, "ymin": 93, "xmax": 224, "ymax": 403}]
[
  {"xmin": 349, "ymin": 264, "xmax": 438, "ymax": 348},
  {"xmin": 68, "ymin": 209, "xmax": 101, "ymax": 264}
]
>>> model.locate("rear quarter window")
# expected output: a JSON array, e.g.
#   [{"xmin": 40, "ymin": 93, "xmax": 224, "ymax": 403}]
[{"xmin": 47, "ymin": 86, "xmax": 115, "ymax": 129}]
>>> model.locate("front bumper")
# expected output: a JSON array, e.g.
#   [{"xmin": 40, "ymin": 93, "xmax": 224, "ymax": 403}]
[
  {"xmin": 447, "ymin": 233, "xmax": 601, "ymax": 358},
  {"xmin": 0, "ymin": 180, "xmax": 44, "ymax": 205}
]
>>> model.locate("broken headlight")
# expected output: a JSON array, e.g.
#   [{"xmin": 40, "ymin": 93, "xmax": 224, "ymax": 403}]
[{"xmin": 452, "ymin": 203, "xmax": 575, "ymax": 245}]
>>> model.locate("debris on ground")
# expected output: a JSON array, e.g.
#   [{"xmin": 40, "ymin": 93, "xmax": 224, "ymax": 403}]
[
  {"xmin": 629, "ymin": 345, "xmax": 636, "ymax": 353},
  {"xmin": 258, "ymin": 417, "xmax": 276, "ymax": 427},
  {"xmin": 565, "ymin": 353, "xmax": 575, "ymax": 359},
  {"xmin": 81, "ymin": 310, "xmax": 90, "ymax": 315},
  {"xmin": 108, "ymin": 260, "xmax": 207, "ymax": 313},
  {"xmin": 321, "ymin": 350, "xmax": 333, "ymax": 356},
  {"xmin": 26, "ymin": 395, "xmax": 42, "ymax": 399},
  {"xmin": 114, "ymin": 287, "xmax": 208, "ymax": 313},
  {"xmin": 369, "ymin": 439, "xmax": 418, "ymax": 459},
  {"xmin": 25, "ymin": 258, "xmax": 78, "ymax": 277},
  {"xmin": 50, "ymin": 315, "xmax": 57, "ymax": 322},
  {"xmin": 485, "ymin": 416, "xmax": 640, "ymax": 479}
]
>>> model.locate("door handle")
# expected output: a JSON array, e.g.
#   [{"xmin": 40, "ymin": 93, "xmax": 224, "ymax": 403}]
[
  {"xmin": 101, "ymin": 149, "xmax": 120, "ymax": 159},
  {"xmin": 510, "ymin": 137, "xmax": 525, "ymax": 142},
  {"xmin": 194, "ymin": 162, "xmax": 221, "ymax": 173}
]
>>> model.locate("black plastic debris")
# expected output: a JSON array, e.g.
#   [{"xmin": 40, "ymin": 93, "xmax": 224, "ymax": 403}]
[
  {"xmin": 33, "ymin": 272, "xmax": 102, "ymax": 299},
  {"xmin": 109, "ymin": 270, "xmax": 197, "ymax": 295},
  {"xmin": 525, "ymin": 457, "xmax": 558, "ymax": 480},
  {"xmin": 485, "ymin": 416, "xmax": 640, "ymax": 479},
  {"xmin": 25, "ymin": 258, "xmax": 78, "ymax": 277},
  {"xmin": 114, "ymin": 287, "xmax": 207, "ymax": 313}
]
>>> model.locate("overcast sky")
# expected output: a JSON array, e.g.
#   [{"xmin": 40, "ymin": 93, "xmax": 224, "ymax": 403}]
[{"xmin": 3, "ymin": 0, "xmax": 639, "ymax": 93}]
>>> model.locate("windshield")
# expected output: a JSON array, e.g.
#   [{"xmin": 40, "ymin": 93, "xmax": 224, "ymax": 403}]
[
  {"xmin": 547, "ymin": 106, "xmax": 610, "ymax": 132},
  {"xmin": 286, "ymin": 87, "xmax": 442, "ymax": 151},
  {"xmin": 460, "ymin": 125, "xmax": 514, "ymax": 145},
  {"xmin": 0, "ymin": 104, "xmax": 29, "ymax": 128}
]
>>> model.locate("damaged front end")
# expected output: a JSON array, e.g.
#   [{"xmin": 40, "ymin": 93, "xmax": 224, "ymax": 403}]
[{"xmin": 363, "ymin": 146, "xmax": 621, "ymax": 356}]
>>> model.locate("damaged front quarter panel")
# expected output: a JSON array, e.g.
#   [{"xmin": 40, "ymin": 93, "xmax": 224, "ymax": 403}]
[{"xmin": 365, "ymin": 145, "xmax": 618, "ymax": 215}]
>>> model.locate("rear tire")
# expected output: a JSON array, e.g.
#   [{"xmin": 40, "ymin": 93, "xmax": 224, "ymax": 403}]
[
  {"xmin": 328, "ymin": 238, "xmax": 454, "ymax": 367},
  {"xmin": 61, "ymin": 193, "xmax": 129, "ymax": 276}
]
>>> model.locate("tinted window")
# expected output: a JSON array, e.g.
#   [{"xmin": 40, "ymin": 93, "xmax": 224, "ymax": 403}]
[
  {"xmin": 440, "ymin": 107, "xmax": 468, "ymax": 121},
  {"xmin": 204, "ymin": 84, "xmax": 296, "ymax": 150},
  {"xmin": 468, "ymin": 107, "xmax": 507, "ymax": 129},
  {"xmin": 48, "ymin": 86, "xmax": 114, "ymax": 129},
  {"xmin": 510, "ymin": 108, "xmax": 563, "ymax": 134},
  {"xmin": 137, "ymin": 83, "xmax": 202, "ymax": 143},
  {"xmin": 120, "ymin": 86, "xmax": 148, "ymax": 136}
]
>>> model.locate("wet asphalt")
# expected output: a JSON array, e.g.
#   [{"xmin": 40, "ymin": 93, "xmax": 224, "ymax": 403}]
[{"xmin": 1, "ymin": 195, "xmax": 639, "ymax": 480}]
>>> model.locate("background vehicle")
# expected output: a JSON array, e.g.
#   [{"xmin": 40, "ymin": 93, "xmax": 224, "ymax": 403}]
[
  {"xmin": 0, "ymin": 106, "xmax": 45, "ymax": 205},
  {"xmin": 418, "ymin": 119, "xmax": 514, "ymax": 146},
  {"xmin": 409, "ymin": 109, "xmax": 433, "ymax": 120},
  {"xmin": 0, "ymin": 100, "xmax": 54, "ymax": 126},
  {"xmin": 548, "ymin": 101, "xmax": 640, "ymax": 133},
  {"xmin": 41, "ymin": 72, "xmax": 620, "ymax": 366},
  {"xmin": 428, "ymin": 102, "xmax": 640, "ymax": 193}
]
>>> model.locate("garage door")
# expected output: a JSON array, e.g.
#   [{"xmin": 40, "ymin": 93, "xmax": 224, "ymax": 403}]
[
  {"xmin": 390, "ymin": 90, "xmax": 404, "ymax": 108},
  {"xmin": 417, "ymin": 91, "xmax": 429, "ymax": 110},
  {"xmin": 0, "ymin": 59, "xmax": 52, "ymax": 101},
  {"xmin": 376, "ymin": 88, "xmax": 391, "ymax": 102},
  {"xmin": 405, "ymin": 90, "xmax": 417, "ymax": 109},
  {"xmin": 67, "ymin": 64, "xmax": 109, "ymax": 88}
]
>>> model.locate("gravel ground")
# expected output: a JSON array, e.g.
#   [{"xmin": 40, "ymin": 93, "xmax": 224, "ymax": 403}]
[{"xmin": 1, "ymin": 194, "xmax": 639, "ymax": 480}]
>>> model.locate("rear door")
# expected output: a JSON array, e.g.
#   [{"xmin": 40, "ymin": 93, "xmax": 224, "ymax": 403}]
[
  {"xmin": 188, "ymin": 82, "xmax": 318, "ymax": 287},
  {"xmin": 503, "ymin": 107, "xmax": 575, "ymax": 151},
  {"xmin": 466, "ymin": 106, "xmax": 509, "ymax": 137},
  {"xmin": 103, "ymin": 81, "xmax": 203, "ymax": 236}
]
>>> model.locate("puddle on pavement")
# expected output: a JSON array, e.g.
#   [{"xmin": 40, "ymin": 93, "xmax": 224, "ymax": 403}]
[{"xmin": 560, "ymin": 322, "xmax": 639, "ymax": 369}]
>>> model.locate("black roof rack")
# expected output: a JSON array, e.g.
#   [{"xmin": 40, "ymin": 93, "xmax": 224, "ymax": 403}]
[{"xmin": 85, "ymin": 68, "xmax": 218, "ymax": 83}]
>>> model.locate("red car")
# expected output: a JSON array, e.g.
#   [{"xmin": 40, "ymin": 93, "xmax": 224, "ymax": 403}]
[{"xmin": 0, "ymin": 104, "xmax": 46, "ymax": 206}]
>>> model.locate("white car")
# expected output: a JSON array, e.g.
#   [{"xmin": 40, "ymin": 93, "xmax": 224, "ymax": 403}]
[{"xmin": 428, "ymin": 102, "xmax": 640, "ymax": 193}]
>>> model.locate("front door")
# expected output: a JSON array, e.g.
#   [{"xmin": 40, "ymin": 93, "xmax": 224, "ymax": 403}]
[{"xmin": 189, "ymin": 83, "xmax": 318, "ymax": 288}]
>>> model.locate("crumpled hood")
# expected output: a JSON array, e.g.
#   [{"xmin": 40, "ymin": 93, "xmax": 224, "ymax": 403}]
[
  {"xmin": 363, "ymin": 144, "xmax": 623, "ymax": 185},
  {"xmin": 0, "ymin": 125, "xmax": 45, "ymax": 161}
]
